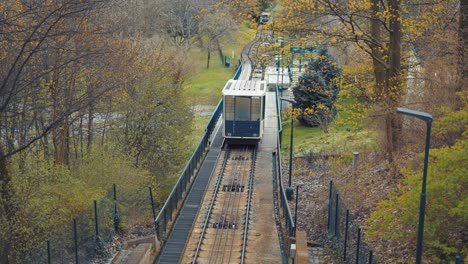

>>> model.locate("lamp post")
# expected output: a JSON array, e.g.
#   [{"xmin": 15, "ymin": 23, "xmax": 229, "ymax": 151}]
[
  {"xmin": 396, "ymin": 107, "xmax": 432, "ymax": 264},
  {"xmin": 280, "ymin": 98, "xmax": 296, "ymax": 200}
]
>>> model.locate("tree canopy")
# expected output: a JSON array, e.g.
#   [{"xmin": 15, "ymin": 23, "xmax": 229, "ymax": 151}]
[{"xmin": 293, "ymin": 47, "xmax": 342, "ymax": 128}]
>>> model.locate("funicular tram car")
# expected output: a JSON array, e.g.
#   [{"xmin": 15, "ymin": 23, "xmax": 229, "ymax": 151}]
[{"xmin": 222, "ymin": 79, "xmax": 267, "ymax": 143}]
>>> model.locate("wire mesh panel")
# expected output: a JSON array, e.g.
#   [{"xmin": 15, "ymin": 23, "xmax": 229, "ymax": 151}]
[
  {"xmin": 48, "ymin": 221, "xmax": 76, "ymax": 264},
  {"xmin": 95, "ymin": 191, "xmax": 116, "ymax": 260},
  {"xmin": 76, "ymin": 205, "xmax": 97, "ymax": 263},
  {"xmin": 20, "ymin": 241, "xmax": 49, "ymax": 263},
  {"xmin": 119, "ymin": 187, "xmax": 155, "ymax": 237},
  {"xmin": 324, "ymin": 181, "xmax": 377, "ymax": 264},
  {"xmin": 97, "ymin": 191, "xmax": 117, "ymax": 242}
]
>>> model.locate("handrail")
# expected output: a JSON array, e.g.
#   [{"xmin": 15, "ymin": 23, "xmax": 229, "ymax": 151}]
[
  {"xmin": 206, "ymin": 98, "xmax": 223, "ymax": 133},
  {"xmin": 233, "ymin": 59, "xmax": 243, "ymax": 80},
  {"xmin": 154, "ymin": 98, "xmax": 223, "ymax": 242},
  {"xmin": 154, "ymin": 52, "xmax": 242, "ymax": 249},
  {"xmin": 276, "ymin": 83, "xmax": 283, "ymax": 145},
  {"xmin": 277, "ymin": 135, "xmax": 295, "ymax": 237},
  {"xmin": 275, "ymin": 79, "xmax": 295, "ymax": 238}
]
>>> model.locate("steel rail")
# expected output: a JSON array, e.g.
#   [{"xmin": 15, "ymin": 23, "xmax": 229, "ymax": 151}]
[
  {"xmin": 210, "ymin": 146, "xmax": 251, "ymax": 263},
  {"xmin": 192, "ymin": 147, "xmax": 231, "ymax": 264},
  {"xmin": 240, "ymin": 146, "xmax": 257, "ymax": 264},
  {"xmin": 218, "ymin": 146, "xmax": 253, "ymax": 263},
  {"xmin": 209, "ymin": 146, "xmax": 245, "ymax": 263}
]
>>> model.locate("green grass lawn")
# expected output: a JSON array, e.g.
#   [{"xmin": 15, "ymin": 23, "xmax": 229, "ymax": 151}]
[
  {"xmin": 281, "ymin": 119, "xmax": 377, "ymax": 156},
  {"xmin": 184, "ymin": 27, "xmax": 256, "ymax": 106},
  {"xmin": 185, "ymin": 26, "xmax": 256, "ymax": 140},
  {"xmin": 281, "ymin": 88, "xmax": 378, "ymax": 156}
]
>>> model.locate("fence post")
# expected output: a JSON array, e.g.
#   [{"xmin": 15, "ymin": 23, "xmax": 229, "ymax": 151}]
[
  {"xmin": 327, "ymin": 181, "xmax": 333, "ymax": 233},
  {"xmin": 94, "ymin": 200, "xmax": 99, "ymax": 237},
  {"xmin": 112, "ymin": 184, "xmax": 119, "ymax": 233},
  {"xmin": 149, "ymin": 187, "xmax": 157, "ymax": 233},
  {"xmin": 163, "ymin": 207, "xmax": 168, "ymax": 234},
  {"xmin": 352, "ymin": 152, "xmax": 359, "ymax": 171},
  {"xmin": 175, "ymin": 186, "xmax": 179, "ymax": 210},
  {"xmin": 169, "ymin": 198, "xmax": 173, "ymax": 221},
  {"xmin": 294, "ymin": 185, "xmax": 299, "ymax": 237},
  {"xmin": 369, "ymin": 250, "xmax": 373, "ymax": 264},
  {"xmin": 47, "ymin": 240, "xmax": 51, "ymax": 264},
  {"xmin": 343, "ymin": 209, "xmax": 349, "ymax": 261},
  {"xmin": 356, "ymin": 227, "xmax": 361, "ymax": 264},
  {"xmin": 334, "ymin": 193, "xmax": 339, "ymax": 237},
  {"xmin": 74, "ymin": 218, "xmax": 79, "ymax": 264},
  {"xmin": 155, "ymin": 220, "xmax": 160, "ymax": 241}
]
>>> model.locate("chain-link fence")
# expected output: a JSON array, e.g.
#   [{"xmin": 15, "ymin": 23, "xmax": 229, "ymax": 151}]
[
  {"xmin": 22, "ymin": 184, "xmax": 160, "ymax": 263},
  {"xmin": 323, "ymin": 180, "xmax": 376, "ymax": 263}
]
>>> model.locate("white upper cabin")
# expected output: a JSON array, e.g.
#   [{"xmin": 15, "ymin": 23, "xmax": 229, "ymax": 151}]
[{"xmin": 222, "ymin": 80, "xmax": 267, "ymax": 97}]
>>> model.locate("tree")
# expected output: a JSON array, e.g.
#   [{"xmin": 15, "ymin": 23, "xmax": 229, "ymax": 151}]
[
  {"xmin": 366, "ymin": 90, "xmax": 468, "ymax": 262},
  {"xmin": 293, "ymin": 47, "xmax": 342, "ymax": 128},
  {"xmin": 222, "ymin": 0, "xmax": 274, "ymax": 24},
  {"xmin": 197, "ymin": 8, "xmax": 239, "ymax": 68},
  {"xmin": 116, "ymin": 41, "xmax": 194, "ymax": 178},
  {"xmin": 0, "ymin": 1, "xmax": 160, "ymax": 261},
  {"xmin": 276, "ymin": 0, "xmax": 459, "ymax": 161},
  {"xmin": 366, "ymin": 140, "xmax": 468, "ymax": 262},
  {"xmin": 459, "ymin": 0, "xmax": 468, "ymax": 91},
  {"xmin": 0, "ymin": 1, "xmax": 122, "ymax": 261},
  {"xmin": 148, "ymin": 0, "xmax": 210, "ymax": 45}
]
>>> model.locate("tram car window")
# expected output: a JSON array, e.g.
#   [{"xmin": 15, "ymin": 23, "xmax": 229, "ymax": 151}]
[{"xmin": 223, "ymin": 80, "xmax": 266, "ymax": 141}]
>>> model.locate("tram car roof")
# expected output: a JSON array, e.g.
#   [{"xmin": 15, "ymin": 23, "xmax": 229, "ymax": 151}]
[{"xmin": 222, "ymin": 79, "xmax": 267, "ymax": 97}]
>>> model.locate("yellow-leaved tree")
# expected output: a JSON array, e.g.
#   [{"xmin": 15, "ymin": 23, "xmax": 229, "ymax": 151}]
[{"xmin": 275, "ymin": 0, "xmax": 460, "ymax": 161}]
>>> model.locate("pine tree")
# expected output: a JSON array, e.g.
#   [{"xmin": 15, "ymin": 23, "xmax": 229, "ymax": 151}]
[{"xmin": 293, "ymin": 47, "xmax": 341, "ymax": 128}]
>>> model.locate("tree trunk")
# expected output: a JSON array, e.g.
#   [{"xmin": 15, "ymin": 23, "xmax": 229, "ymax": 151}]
[
  {"xmin": 459, "ymin": 0, "xmax": 468, "ymax": 91},
  {"xmin": 386, "ymin": 0, "xmax": 403, "ymax": 161},
  {"xmin": 87, "ymin": 88, "xmax": 95, "ymax": 151},
  {"xmin": 370, "ymin": 0, "xmax": 386, "ymax": 95},
  {"xmin": 0, "ymin": 146, "xmax": 11, "ymax": 264},
  {"xmin": 207, "ymin": 48, "xmax": 211, "ymax": 69}
]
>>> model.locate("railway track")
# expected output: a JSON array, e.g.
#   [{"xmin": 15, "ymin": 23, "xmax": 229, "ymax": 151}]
[
  {"xmin": 191, "ymin": 145, "xmax": 257, "ymax": 264},
  {"xmin": 242, "ymin": 29, "xmax": 275, "ymax": 80}
]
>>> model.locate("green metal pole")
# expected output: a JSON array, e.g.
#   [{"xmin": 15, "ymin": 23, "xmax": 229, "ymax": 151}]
[
  {"xmin": 415, "ymin": 121, "xmax": 432, "ymax": 264},
  {"xmin": 294, "ymin": 185, "xmax": 299, "ymax": 237},
  {"xmin": 74, "ymin": 218, "xmax": 78, "ymax": 264},
  {"xmin": 47, "ymin": 240, "xmax": 51, "ymax": 264},
  {"xmin": 94, "ymin": 200, "xmax": 99, "ymax": 237},
  {"xmin": 289, "ymin": 104, "xmax": 294, "ymax": 188},
  {"xmin": 396, "ymin": 107, "xmax": 433, "ymax": 264}
]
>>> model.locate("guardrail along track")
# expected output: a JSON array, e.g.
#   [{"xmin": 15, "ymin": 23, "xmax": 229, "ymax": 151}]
[
  {"xmin": 192, "ymin": 145, "xmax": 257, "ymax": 264},
  {"xmin": 243, "ymin": 29, "xmax": 274, "ymax": 79}
]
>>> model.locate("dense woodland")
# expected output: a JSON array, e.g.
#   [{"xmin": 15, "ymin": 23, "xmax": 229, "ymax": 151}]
[{"xmin": 0, "ymin": 0, "xmax": 466, "ymax": 263}]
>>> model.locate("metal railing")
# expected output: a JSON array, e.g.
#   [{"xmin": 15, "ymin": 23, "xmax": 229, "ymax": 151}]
[
  {"xmin": 154, "ymin": 98, "xmax": 223, "ymax": 243},
  {"xmin": 233, "ymin": 59, "xmax": 243, "ymax": 80},
  {"xmin": 23, "ymin": 184, "xmax": 156, "ymax": 264},
  {"xmin": 272, "ymin": 80, "xmax": 295, "ymax": 264},
  {"xmin": 324, "ymin": 181, "xmax": 376, "ymax": 263},
  {"xmin": 274, "ymin": 142, "xmax": 295, "ymax": 238},
  {"xmin": 275, "ymin": 79, "xmax": 294, "ymax": 236},
  {"xmin": 276, "ymin": 83, "xmax": 283, "ymax": 144}
]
